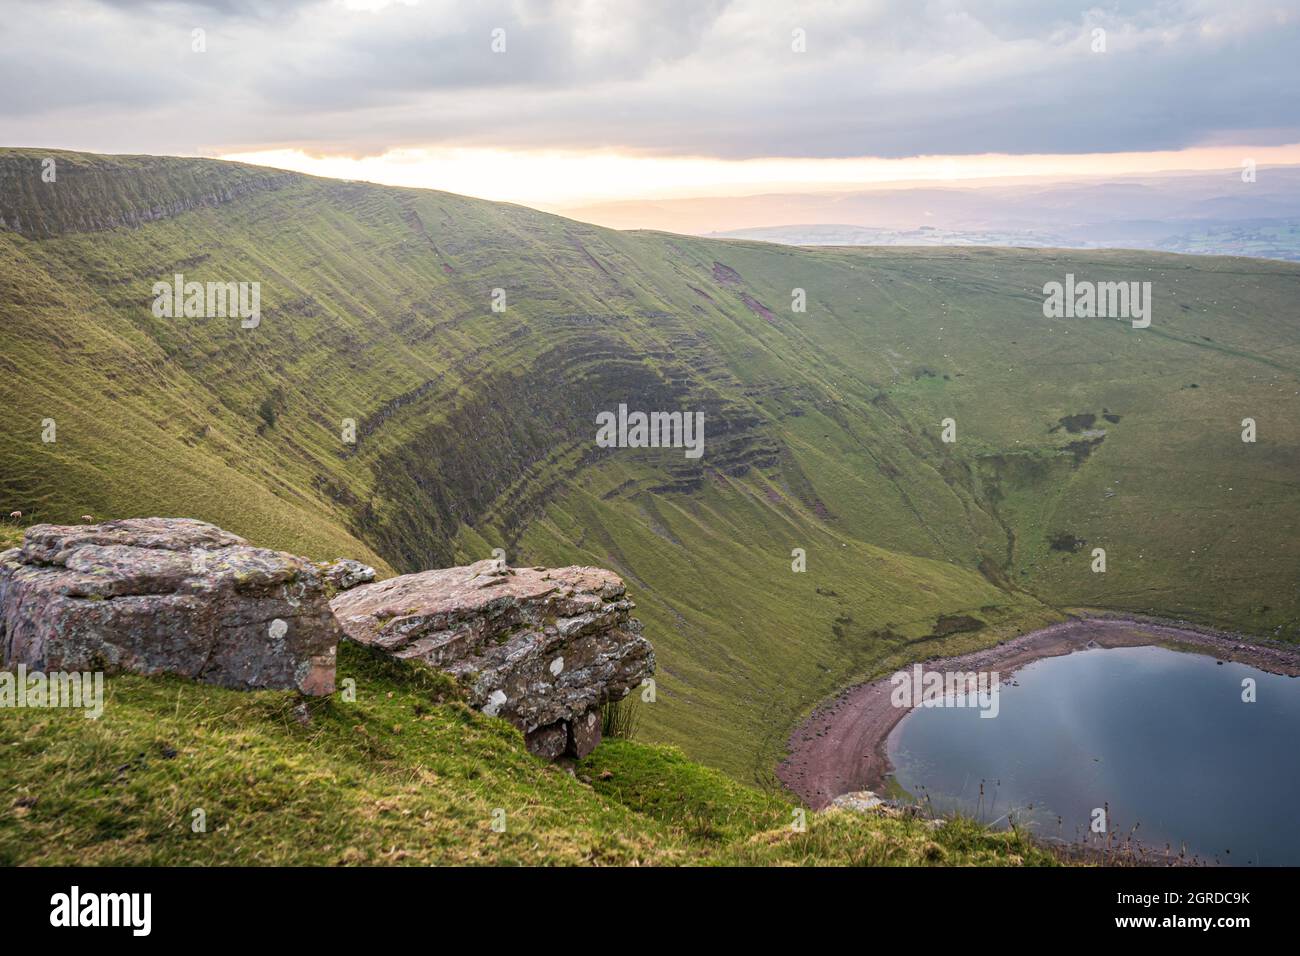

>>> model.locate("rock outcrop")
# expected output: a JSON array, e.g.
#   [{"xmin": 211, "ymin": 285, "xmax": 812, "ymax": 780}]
[
  {"xmin": 828, "ymin": 791, "xmax": 884, "ymax": 813},
  {"xmin": 331, "ymin": 559, "xmax": 655, "ymax": 758},
  {"xmin": 0, "ymin": 518, "xmax": 656, "ymax": 759},
  {"xmin": 316, "ymin": 558, "xmax": 376, "ymax": 593},
  {"xmin": 0, "ymin": 518, "xmax": 340, "ymax": 694}
]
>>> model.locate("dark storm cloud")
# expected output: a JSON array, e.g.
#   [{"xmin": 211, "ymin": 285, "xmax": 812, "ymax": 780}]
[{"xmin": 2, "ymin": 0, "xmax": 1297, "ymax": 157}]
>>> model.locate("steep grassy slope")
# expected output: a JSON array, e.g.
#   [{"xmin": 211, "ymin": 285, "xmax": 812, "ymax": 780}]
[
  {"xmin": 0, "ymin": 641, "xmax": 1061, "ymax": 866},
  {"xmin": 2, "ymin": 149, "xmax": 1298, "ymax": 781}
]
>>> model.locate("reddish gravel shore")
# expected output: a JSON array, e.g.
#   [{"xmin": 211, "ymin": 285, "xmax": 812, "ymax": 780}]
[{"xmin": 776, "ymin": 616, "xmax": 1300, "ymax": 810}]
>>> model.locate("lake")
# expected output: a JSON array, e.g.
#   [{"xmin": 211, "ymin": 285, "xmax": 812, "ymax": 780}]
[{"xmin": 886, "ymin": 644, "xmax": 1300, "ymax": 864}]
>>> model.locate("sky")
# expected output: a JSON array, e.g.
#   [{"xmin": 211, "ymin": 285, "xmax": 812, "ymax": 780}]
[{"xmin": 3, "ymin": 0, "xmax": 1299, "ymax": 214}]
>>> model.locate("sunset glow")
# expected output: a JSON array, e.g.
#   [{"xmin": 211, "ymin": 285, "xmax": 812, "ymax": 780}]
[{"xmin": 220, "ymin": 143, "xmax": 1300, "ymax": 213}]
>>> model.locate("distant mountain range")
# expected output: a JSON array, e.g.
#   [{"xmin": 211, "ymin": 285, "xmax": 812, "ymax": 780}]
[
  {"xmin": 710, "ymin": 219, "xmax": 1300, "ymax": 261},
  {"xmin": 562, "ymin": 167, "xmax": 1300, "ymax": 261}
]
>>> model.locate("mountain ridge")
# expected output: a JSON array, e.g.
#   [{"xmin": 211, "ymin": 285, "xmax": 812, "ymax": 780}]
[{"xmin": 3, "ymin": 148, "xmax": 1297, "ymax": 780}]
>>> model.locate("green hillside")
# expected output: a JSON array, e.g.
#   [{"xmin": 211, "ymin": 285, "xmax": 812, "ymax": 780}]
[
  {"xmin": 3, "ymin": 148, "xmax": 1298, "ymax": 782},
  {"xmin": 0, "ymin": 640, "xmax": 1060, "ymax": 866}
]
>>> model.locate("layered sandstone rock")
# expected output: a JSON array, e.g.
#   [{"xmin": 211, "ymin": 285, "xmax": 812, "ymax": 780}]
[
  {"xmin": 0, "ymin": 518, "xmax": 340, "ymax": 694},
  {"xmin": 0, "ymin": 518, "xmax": 655, "ymax": 759},
  {"xmin": 331, "ymin": 559, "xmax": 654, "ymax": 758}
]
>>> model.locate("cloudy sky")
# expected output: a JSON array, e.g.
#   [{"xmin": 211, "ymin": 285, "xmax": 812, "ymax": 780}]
[{"xmin": 3, "ymin": 0, "xmax": 1298, "ymax": 209}]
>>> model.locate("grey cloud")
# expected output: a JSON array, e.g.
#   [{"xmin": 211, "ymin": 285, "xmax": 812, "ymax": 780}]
[
  {"xmin": 94, "ymin": 0, "xmax": 319, "ymax": 16},
  {"xmin": 2, "ymin": 0, "xmax": 1297, "ymax": 159}
]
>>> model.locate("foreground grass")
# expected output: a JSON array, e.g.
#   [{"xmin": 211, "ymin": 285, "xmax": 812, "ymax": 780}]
[{"xmin": 0, "ymin": 643, "xmax": 1061, "ymax": 866}]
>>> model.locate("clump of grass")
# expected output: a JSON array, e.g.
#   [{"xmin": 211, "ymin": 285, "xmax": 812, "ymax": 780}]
[{"xmin": 601, "ymin": 695, "xmax": 640, "ymax": 740}]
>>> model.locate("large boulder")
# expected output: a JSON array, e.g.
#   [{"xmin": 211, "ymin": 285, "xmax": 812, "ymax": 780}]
[
  {"xmin": 331, "ymin": 559, "xmax": 655, "ymax": 758},
  {"xmin": 0, "ymin": 518, "xmax": 340, "ymax": 694}
]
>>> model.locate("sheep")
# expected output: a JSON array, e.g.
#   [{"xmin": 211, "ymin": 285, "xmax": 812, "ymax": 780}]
[
  {"xmin": 80, "ymin": 515, "xmax": 94, "ymax": 523},
  {"xmin": 8, "ymin": 510, "xmax": 21, "ymax": 521}
]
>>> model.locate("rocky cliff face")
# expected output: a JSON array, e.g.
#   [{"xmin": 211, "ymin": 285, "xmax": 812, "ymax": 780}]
[
  {"xmin": 330, "ymin": 559, "xmax": 655, "ymax": 758},
  {"xmin": 0, "ymin": 518, "xmax": 340, "ymax": 694}
]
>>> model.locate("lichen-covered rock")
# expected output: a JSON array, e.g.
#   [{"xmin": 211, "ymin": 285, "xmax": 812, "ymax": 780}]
[
  {"xmin": 0, "ymin": 518, "xmax": 340, "ymax": 694},
  {"xmin": 316, "ymin": 558, "xmax": 376, "ymax": 593},
  {"xmin": 567, "ymin": 707, "xmax": 603, "ymax": 759},
  {"xmin": 331, "ymin": 560, "xmax": 654, "ymax": 758},
  {"xmin": 524, "ymin": 722, "xmax": 569, "ymax": 761},
  {"xmin": 828, "ymin": 791, "xmax": 885, "ymax": 813}
]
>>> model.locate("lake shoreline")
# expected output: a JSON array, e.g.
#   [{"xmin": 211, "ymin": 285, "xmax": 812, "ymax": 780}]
[{"xmin": 776, "ymin": 613, "xmax": 1300, "ymax": 810}]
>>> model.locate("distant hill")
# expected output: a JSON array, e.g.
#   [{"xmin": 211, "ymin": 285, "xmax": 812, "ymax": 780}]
[
  {"xmin": 710, "ymin": 220, "xmax": 1300, "ymax": 261},
  {"xmin": 3, "ymin": 148, "xmax": 1298, "ymax": 781},
  {"xmin": 564, "ymin": 167, "xmax": 1300, "ymax": 261}
]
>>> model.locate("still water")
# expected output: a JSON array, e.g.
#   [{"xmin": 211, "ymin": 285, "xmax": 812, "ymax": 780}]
[{"xmin": 886, "ymin": 644, "xmax": 1300, "ymax": 864}]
